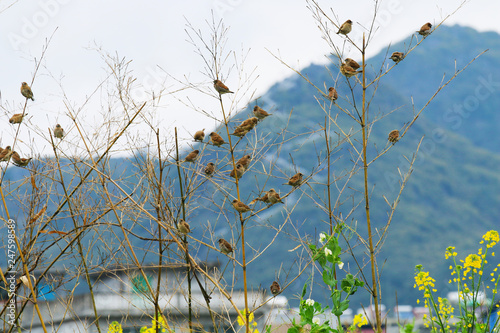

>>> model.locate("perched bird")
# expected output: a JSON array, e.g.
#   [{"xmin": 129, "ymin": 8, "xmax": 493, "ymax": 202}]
[
  {"xmin": 184, "ymin": 149, "xmax": 200, "ymax": 162},
  {"xmin": 270, "ymin": 281, "xmax": 281, "ymax": 295},
  {"xmin": 390, "ymin": 52, "xmax": 405, "ymax": 63},
  {"xmin": 232, "ymin": 199, "xmax": 251, "ymax": 213},
  {"xmin": 337, "ymin": 20, "xmax": 353, "ymax": 35},
  {"xmin": 178, "ymin": 219, "xmax": 191, "ymax": 234},
  {"xmin": 194, "ymin": 129, "xmax": 205, "ymax": 142},
  {"xmin": 209, "ymin": 132, "xmax": 226, "ymax": 146},
  {"xmin": 253, "ymin": 106, "xmax": 271, "ymax": 120},
  {"xmin": 230, "ymin": 126, "xmax": 250, "ymax": 138},
  {"xmin": 249, "ymin": 192, "xmax": 270, "ymax": 205},
  {"xmin": 229, "ymin": 164, "xmax": 245, "ymax": 179},
  {"xmin": 213, "ymin": 79, "xmax": 234, "ymax": 94},
  {"xmin": 54, "ymin": 124, "xmax": 64, "ymax": 139},
  {"xmin": 418, "ymin": 22, "xmax": 432, "ymax": 36},
  {"xmin": 0, "ymin": 146, "xmax": 12, "ymax": 162},
  {"xmin": 345, "ymin": 58, "xmax": 361, "ymax": 70},
  {"xmin": 388, "ymin": 129, "xmax": 400, "ymax": 143},
  {"xmin": 236, "ymin": 154, "xmax": 252, "ymax": 170},
  {"xmin": 11, "ymin": 152, "xmax": 32, "ymax": 167},
  {"xmin": 9, "ymin": 113, "xmax": 27, "ymax": 124},
  {"xmin": 268, "ymin": 188, "xmax": 284, "ymax": 205},
  {"xmin": 238, "ymin": 117, "xmax": 259, "ymax": 131},
  {"xmin": 204, "ymin": 162, "xmax": 215, "ymax": 176},
  {"xmin": 218, "ymin": 238, "xmax": 233, "ymax": 254},
  {"xmin": 328, "ymin": 87, "xmax": 338, "ymax": 102},
  {"xmin": 340, "ymin": 63, "xmax": 361, "ymax": 78},
  {"xmin": 21, "ymin": 82, "xmax": 34, "ymax": 101},
  {"xmin": 284, "ymin": 172, "xmax": 304, "ymax": 187}
]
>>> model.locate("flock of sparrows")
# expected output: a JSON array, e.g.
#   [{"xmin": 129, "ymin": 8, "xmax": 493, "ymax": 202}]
[
  {"xmin": 4, "ymin": 83, "xmax": 66, "ymax": 167},
  {"xmin": 175, "ymin": 79, "xmax": 311, "ymax": 296},
  {"xmin": 331, "ymin": 20, "xmax": 433, "ymax": 143}
]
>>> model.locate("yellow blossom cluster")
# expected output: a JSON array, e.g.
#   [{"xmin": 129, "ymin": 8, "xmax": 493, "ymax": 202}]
[
  {"xmin": 237, "ymin": 310, "xmax": 259, "ymax": 333},
  {"xmin": 352, "ymin": 314, "xmax": 368, "ymax": 328}
]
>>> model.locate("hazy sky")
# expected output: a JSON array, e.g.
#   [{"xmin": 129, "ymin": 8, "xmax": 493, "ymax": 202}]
[{"xmin": 0, "ymin": 0, "xmax": 497, "ymax": 156}]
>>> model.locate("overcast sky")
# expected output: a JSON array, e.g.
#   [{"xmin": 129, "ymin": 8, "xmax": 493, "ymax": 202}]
[{"xmin": 1, "ymin": 0, "xmax": 498, "ymax": 157}]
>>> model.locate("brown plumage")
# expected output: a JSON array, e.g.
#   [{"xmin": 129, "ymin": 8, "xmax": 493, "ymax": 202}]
[
  {"xmin": 284, "ymin": 172, "xmax": 303, "ymax": 187},
  {"xmin": 236, "ymin": 154, "xmax": 252, "ymax": 170},
  {"xmin": 54, "ymin": 124, "xmax": 64, "ymax": 139},
  {"xmin": 238, "ymin": 117, "xmax": 259, "ymax": 131},
  {"xmin": 229, "ymin": 164, "xmax": 245, "ymax": 179},
  {"xmin": 232, "ymin": 199, "xmax": 251, "ymax": 213},
  {"xmin": 328, "ymin": 87, "xmax": 338, "ymax": 101},
  {"xmin": 21, "ymin": 82, "xmax": 34, "ymax": 101},
  {"xmin": 209, "ymin": 132, "xmax": 226, "ymax": 146},
  {"xmin": 388, "ymin": 130, "xmax": 400, "ymax": 143},
  {"xmin": 178, "ymin": 219, "xmax": 191, "ymax": 234},
  {"xmin": 11, "ymin": 151, "xmax": 32, "ymax": 167},
  {"xmin": 9, "ymin": 113, "xmax": 27, "ymax": 124},
  {"xmin": 390, "ymin": 52, "xmax": 405, "ymax": 63},
  {"xmin": 345, "ymin": 58, "xmax": 360, "ymax": 70},
  {"xmin": 230, "ymin": 126, "xmax": 250, "ymax": 138},
  {"xmin": 184, "ymin": 149, "xmax": 199, "ymax": 162},
  {"xmin": 270, "ymin": 281, "xmax": 281, "ymax": 295},
  {"xmin": 253, "ymin": 106, "xmax": 271, "ymax": 120},
  {"xmin": 418, "ymin": 22, "xmax": 432, "ymax": 36},
  {"xmin": 268, "ymin": 188, "xmax": 284, "ymax": 204},
  {"xmin": 340, "ymin": 63, "xmax": 361, "ymax": 78},
  {"xmin": 213, "ymin": 79, "xmax": 234, "ymax": 94},
  {"xmin": 204, "ymin": 162, "xmax": 215, "ymax": 176},
  {"xmin": 249, "ymin": 192, "xmax": 270, "ymax": 205},
  {"xmin": 337, "ymin": 20, "xmax": 352, "ymax": 35},
  {"xmin": 218, "ymin": 238, "xmax": 233, "ymax": 254},
  {"xmin": 194, "ymin": 129, "xmax": 205, "ymax": 142},
  {"xmin": 0, "ymin": 146, "xmax": 12, "ymax": 162}
]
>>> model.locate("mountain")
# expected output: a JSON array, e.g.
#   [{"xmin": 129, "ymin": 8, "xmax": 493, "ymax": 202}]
[{"xmin": 1, "ymin": 25, "xmax": 499, "ymax": 314}]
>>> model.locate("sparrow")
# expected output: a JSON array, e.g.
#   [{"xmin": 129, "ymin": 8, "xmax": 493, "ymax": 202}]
[
  {"xmin": 194, "ymin": 129, "xmax": 205, "ymax": 142},
  {"xmin": 184, "ymin": 149, "xmax": 200, "ymax": 162},
  {"xmin": 249, "ymin": 192, "xmax": 270, "ymax": 205},
  {"xmin": 209, "ymin": 132, "xmax": 226, "ymax": 146},
  {"xmin": 253, "ymin": 106, "xmax": 271, "ymax": 120},
  {"xmin": 178, "ymin": 219, "xmax": 191, "ymax": 234},
  {"xmin": 270, "ymin": 281, "xmax": 281, "ymax": 295},
  {"xmin": 21, "ymin": 82, "xmax": 34, "ymax": 101},
  {"xmin": 204, "ymin": 162, "xmax": 215, "ymax": 176},
  {"xmin": 418, "ymin": 22, "xmax": 432, "ymax": 36},
  {"xmin": 0, "ymin": 146, "xmax": 12, "ymax": 162},
  {"xmin": 218, "ymin": 238, "xmax": 233, "ymax": 254},
  {"xmin": 11, "ymin": 151, "xmax": 32, "ymax": 167},
  {"xmin": 236, "ymin": 154, "xmax": 252, "ymax": 170},
  {"xmin": 340, "ymin": 63, "xmax": 361, "ymax": 78},
  {"xmin": 388, "ymin": 129, "xmax": 400, "ymax": 143},
  {"xmin": 268, "ymin": 188, "xmax": 284, "ymax": 204},
  {"xmin": 213, "ymin": 79, "xmax": 234, "ymax": 94},
  {"xmin": 390, "ymin": 52, "xmax": 405, "ymax": 63},
  {"xmin": 345, "ymin": 58, "xmax": 361, "ymax": 70},
  {"xmin": 337, "ymin": 20, "xmax": 353, "ymax": 35},
  {"xmin": 9, "ymin": 113, "xmax": 27, "ymax": 124},
  {"xmin": 54, "ymin": 124, "xmax": 64, "ymax": 139},
  {"xmin": 230, "ymin": 163, "xmax": 245, "ymax": 179},
  {"xmin": 238, "ymin": 117, "xmax": 259, "ymax": 131},
  {"xmin": 284, "ymin": 172, "xmax": 303, "ymax": 187},
  {"xmin": 232, "ymin": 199, "xmax": 251, "ymax": 213},
  {"xmin": 230, "ymin": 126, "xmax": 250, "ymax": 138},
  {"xmin": 328, "ymin": 87, "xmax": 338, "ymax": 102}
]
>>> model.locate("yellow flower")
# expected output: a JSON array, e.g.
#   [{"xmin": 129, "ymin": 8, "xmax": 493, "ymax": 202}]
[
  {"xmin": 464, "ymin": 254, "xmax": 481, "ymax": 269},
  {"xmin": 483, "ymin": 230, "xmax": 499, "ymax": 244},
  {"xmin": 353, "ymin": 314, "xmax": 368, "ymax": 327},
  {"xmin": 414, "ymin": 271, "xmax": 436, "ymax": 290},
  {"xmin": 108, "ymin": 322, "xmax": 123, "ymax": 333}
]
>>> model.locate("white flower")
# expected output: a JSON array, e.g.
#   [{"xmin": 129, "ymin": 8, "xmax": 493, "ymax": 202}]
[
  {"xmin": 324, "ymin": 248, "xmax": 332, "ymax": 256},
  {"xmin": 305, "ymin": 298, "xmax": 315, "ymax": 306},
  {"xmin": 312, "ymin": 317, "xmax": 321, "ymax": 325},
  {"xmin": 319, "ymin": 233, "xmax": 327, "ymax": 243},
  {"xmin": 338, "ymin": 261, "xmax": 344, "ymax": 270}
]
